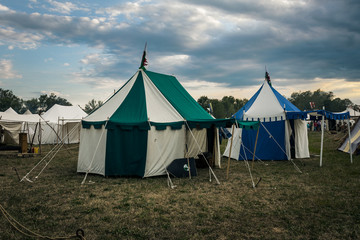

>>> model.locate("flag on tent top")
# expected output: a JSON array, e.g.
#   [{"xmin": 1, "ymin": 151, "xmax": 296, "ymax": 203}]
[
  {"xmin": 309, "ymin": 102, "xmax": 316, "ymax": 109},
  {"xmin": 139, "ymin": 43, "xmax": 148, "ymax": 70},
  {"xmin": 265, "ymin": 70, "xmax": 271, "ymax": 86}
]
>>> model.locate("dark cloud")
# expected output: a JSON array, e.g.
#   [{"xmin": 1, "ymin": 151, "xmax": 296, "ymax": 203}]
[{"xmin": 0, "ymin": 0, "xmax": 359, "ymax": 103}]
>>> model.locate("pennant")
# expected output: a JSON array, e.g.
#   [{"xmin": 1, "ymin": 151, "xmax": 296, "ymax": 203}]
[
  {"xmin": 139, "ymin": 42, "xmax": 148, "ymax": 70},
  {"xmin": 309, "ymin": 102, "xmax": 316, "ymax": 109},
  {"xmin": 265, "ymin": 70, "xmax": 271, "ymax": 86}
]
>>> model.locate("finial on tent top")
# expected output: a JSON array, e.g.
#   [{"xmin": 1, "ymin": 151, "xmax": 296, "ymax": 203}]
[
  {"xmin": 265, "ymin": 66, "xmax": 271, "ymax": 86},
  {"xmin": 139, "ymin": 42, "xmax": 148, "ymax": 70}
]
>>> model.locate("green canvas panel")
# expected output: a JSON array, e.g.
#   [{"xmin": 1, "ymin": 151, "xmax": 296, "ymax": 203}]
[
  {"xmin": 82, "ymin": 120, "xmax": 107, "ymax": 129},
  {"xmin": 105, "ymin": 127, "xmax": 147, "ymax": 177},
  {"xmin": 150, "ymin": 121, "xmax": 184, "ymax": 130},
  {"xmin": 108, "ymin": 71, "xmax": 148, "ymax": 128},
  {"xmin": 145, "ymin": 70, "xmax": 213, "ymax": 121},
  {"xmin": 145, "ymin": 70, "xmax": 233, "ymax": 128},
  {"xmin": 236, "ymin": 120, "xmax": 260, "ymax": 130}
]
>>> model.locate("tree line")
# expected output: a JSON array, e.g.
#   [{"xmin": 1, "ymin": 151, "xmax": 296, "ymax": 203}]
[
  {"xmin": 197, "ymin": 89, "xmax": 359, "ymax": 119},
  {"xmin": 0, "ymin": 87, "xmax": 358, "ymax": 117}
]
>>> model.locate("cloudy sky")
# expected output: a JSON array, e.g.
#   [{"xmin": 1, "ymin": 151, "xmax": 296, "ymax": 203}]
[{"xmin": 0, "ymin": 0, "xmax": 359, "ymax": 108}]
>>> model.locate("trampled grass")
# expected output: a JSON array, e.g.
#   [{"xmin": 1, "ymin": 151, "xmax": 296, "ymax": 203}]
[{"xmin": 0, "ymin": 131, "xmax": 359, "ymax": 239}]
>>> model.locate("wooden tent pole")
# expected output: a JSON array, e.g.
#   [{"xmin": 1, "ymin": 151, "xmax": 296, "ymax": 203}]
[
  {"xmin": 226, "ymin": 124, "xmax": 235, "ymax": 180},
  {"xmin": 346, "ymin": 118, "xmax": 353, "ymax": 164},
  {"xmin": 252, "ymin": 126, "xmax": 260, "ymax": 169},
  {"xmin": 320, "ymin": 106, "xmax": 325, "ymax": 167},
  {"xmin": 39, "ymin": 119, "xmax": 42, "ymax": 154},
  {"xmin": 185, "ymin": 144, "xmax": 191, "ymax": 179}
]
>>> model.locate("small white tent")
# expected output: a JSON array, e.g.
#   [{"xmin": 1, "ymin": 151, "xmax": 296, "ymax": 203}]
[{"xmin": 41, "ymin": 104, "xmax": 87, "ymax": 144}]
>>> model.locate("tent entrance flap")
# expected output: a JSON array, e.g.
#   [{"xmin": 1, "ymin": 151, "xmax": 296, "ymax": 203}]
[
  {"xmin": 105, "ymin": 127, "xmax": 148, "ymax": 177},
  {"xmin": 240, "ymin": 121, "xmax": 287, "ymax": 160}
]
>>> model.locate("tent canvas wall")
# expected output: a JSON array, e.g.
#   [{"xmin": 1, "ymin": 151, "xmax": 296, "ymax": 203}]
[
  {"xmin": 41, "ymin": 104, "xmax": 87, "ymax": 144},
  {"xmin": 0, "ymin": 111, "xmax": 43, "ymax": 145},
  {"xmin": 338, "ymin": 118, "xmax": 360, "ymax": 155},
  {"xmin": 224, "ymin": 80, "xmax": 309, "ymax": 161},
  {"xmin": 77, "ymin": 69, "xmax": 230, "ymax": 178}
]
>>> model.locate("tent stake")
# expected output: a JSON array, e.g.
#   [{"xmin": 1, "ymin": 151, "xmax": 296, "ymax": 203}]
[{"xmin": 226, "ymin": 124, "xmax": 235, "ymax": 180}]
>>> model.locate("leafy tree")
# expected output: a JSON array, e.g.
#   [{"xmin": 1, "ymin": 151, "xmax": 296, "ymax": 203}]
[
  {"xmin": 0, "ymin": 88, "xmax": 23, "ymax": 112},
  {"xmin": 84, "ymin": 99, "xmax": 103, "ymax": 114},
  {"xmin": 197, "ymin": 95, "xmax": 248, "ymax": 119},
  {"xmin": 24, "ymin": 98, "xmax": 40, "ymax": 114},
  {"xmin": 288, "ymin": 89, "xmax": 353, "ymax": 112},
  {"xmin": 38, "ymin": 93, "xmax": 72, "ymax": 113}
]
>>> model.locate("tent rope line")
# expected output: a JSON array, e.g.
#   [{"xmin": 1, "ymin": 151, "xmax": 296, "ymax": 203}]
[
  {"xmin": 240, "ymin": 139, "xmax": 256, "ymax": 188},
  {"xmin": 35, "ymin": 122, "xmax": 80, "ymax": 180},
  {"xmin": 31, "ymin": 123, "xmax": 80, "ymax": 181},
  {"xmin": 184, "ymin": 121, "xmax": 220, "ymax": 185},
  {"xmin": 0, "ymin": 203, "xmax": 86, "ymax": 239},
  {"xmin": 260, "ymin": 122, "xmax": 302, "ymax": 173},
  {"xmin": 20, "ymin": 122, "xmax": 81, "ymax": 183},
  {"xmin": 81, "ymin": 121, "xmax": 108, "ymax": 185}
]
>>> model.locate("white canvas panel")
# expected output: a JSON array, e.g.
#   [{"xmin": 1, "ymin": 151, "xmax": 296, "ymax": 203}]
[
  {"xmin": 144, "ymin": 126, "xmax": 186, "ymax": 177},
  {"xmin": 0, "ymin": 111, "xmax": 42, "ymax": 123},
  {"xmin": 186, "ymin": 128, "xmax": 207, "ymax": 158},
  {"xmin": 285, "ymin": 120, "xmax": 291, "ymax": 160},
  {"xmin": 214, "ymin": 128, "xmax": 221, "ymax": 168},
  {"xmin": 77, "ymin": 125, "xmax": 107, "ymax": 176},
  {"xmin": 223, "ymin": 127, "xmax": 242, "ymax": 160},
  {"xmin": 244, "ymin": 81, "xmax": 286, "ymax": 121},
  {"xmin": 294, "ymin": 119, "xmax": 310, "ymax": 158},
  {"xmin": 142, "ymin": 70, "xmax": 183, "ymax": 122},
  {"xmin": 85, "ymin": 72, "xmax": 139, "ymax": 122},
  {"xmin": 40, "ymin": 122, "xmax": 59, "ymax": 144},
  {"xmin": 0, "ymin": 122, "xmax": 22, "ymax": 145},
  {"xmin": 42, "ymin": 104, "xmax": 87, "ymax": 123},
  {"xmin": 59, "ymin": 122, "xmax": 81, "ymax": 144}
]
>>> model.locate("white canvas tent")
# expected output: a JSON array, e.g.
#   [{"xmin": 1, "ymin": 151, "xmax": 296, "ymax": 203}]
[
  {"xmin": 0, "ymin": 104, "xmax": 87, "ymax": 146},
  {"xmin": 0, "ymin": 111, "xmax": 43, "ymax": 145},
  {"xmin": 41, "ymin": 104, "xmax": 87, "ymax": 144},
  {"xmin": 223, "ymin": 79, "xmax": 310, "ymax": 161},
  {"xmin": 77, "ymin": 68, "xmax": 231, "ymax": 178}
]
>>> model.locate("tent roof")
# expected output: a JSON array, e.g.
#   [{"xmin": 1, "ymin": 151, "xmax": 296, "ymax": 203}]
[
  {"xmin": 23, "ymin": 110, "xmax": 32, "ymax": 115},
  {"xmin": 339, "ymin": 107, "xmax": 360, "ymax": 117},
  {"xmin": 233, "ymin": 81, "xmax": 303, "ymax": 121},
  {"xmin": 83, "ymin": 69, "xmax": 231, "ymax": 129},
  {"xmin": 42, "ymin": 104, "xmax": 87, "ymax": 123},
  {"xmin": 5, "ymin": 107, "xmax": 17, "ymax": 114},
  {"xmin": 0, "ymin": 111, "xmax": 43, "ymax": 123}
]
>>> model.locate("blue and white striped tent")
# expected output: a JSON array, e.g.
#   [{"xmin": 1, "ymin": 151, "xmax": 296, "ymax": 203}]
[{"xmin": 224, "ymin": 79, "xmax": 309, "ymax": 161}]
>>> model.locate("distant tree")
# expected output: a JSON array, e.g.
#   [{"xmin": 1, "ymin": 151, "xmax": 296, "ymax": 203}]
[
  {"xmin": 288, "ymin": 89, "xmax": 353, "ymax": 112},
  {"xmin": 84, "ymin": 99, "xmax": 103, "ymax": 114},
  {"xmin": 38, "ymin": 93, "xmax": 72, "ymax": 113},
  {"xmin": 24, "ymin": 98, "xmax": 40, "ymax": 114},
  {"xmin": 0, "ymin": 88, "xmax": 22, "ymax": 112},
  {"xmin": 197, "ymin": 96, "xmax": 210, "ymax": 110},
  {"xmin": 197, "ymin": 96, "xmax": 248, "ymax": 119}
]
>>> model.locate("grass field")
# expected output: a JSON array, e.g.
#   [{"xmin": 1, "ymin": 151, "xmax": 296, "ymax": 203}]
[{"xmin": 0, "ymin": 131, "xmax": 359, "ymax": 239}]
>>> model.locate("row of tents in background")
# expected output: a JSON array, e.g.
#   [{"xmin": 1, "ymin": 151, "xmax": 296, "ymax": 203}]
[
  {"xmin": 1, "ymin": 63, "xmax": 359, "ymax": 182},
  {"xmin": 76, "ymin": 66, "xmax": 359, "ymax": 181},
  {"xmin": 0, "ymin": 104, "xmax": 87, "ymax": 147}
]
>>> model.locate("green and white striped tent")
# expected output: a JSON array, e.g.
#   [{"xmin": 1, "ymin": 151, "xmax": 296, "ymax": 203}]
[{"xmin": 77, "ymin": 69, "xmax": 231, "ymax": 177}]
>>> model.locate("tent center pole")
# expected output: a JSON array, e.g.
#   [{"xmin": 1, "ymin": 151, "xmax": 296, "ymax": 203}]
[
  {"xmin": 346, "ymin": 118, "xmax": 353, "ymax": 164},
  {"xmin": 320, "ymin": 106, "xmax": 325, "ymax": 167},
  {"xmin": 226, "ymin": 124, "xmax": 235, "ymax": 180}
]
